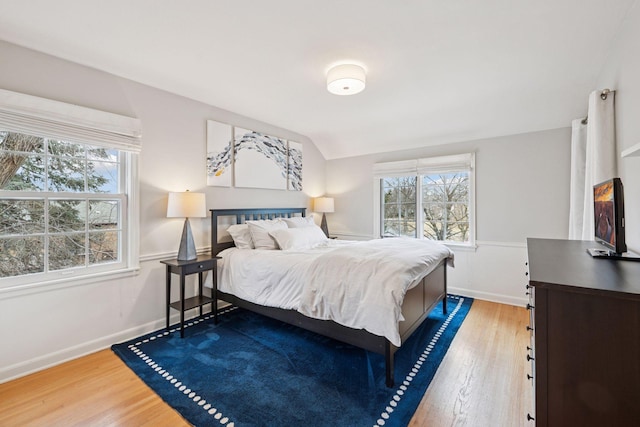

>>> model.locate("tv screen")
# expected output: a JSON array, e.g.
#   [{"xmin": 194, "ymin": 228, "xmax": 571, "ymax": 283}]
[{"xmin": 593, "ymin": 177, "xmax": 626, "ymax": 254}]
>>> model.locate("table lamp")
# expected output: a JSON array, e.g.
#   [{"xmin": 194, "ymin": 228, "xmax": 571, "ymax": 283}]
[
  {"xmin": 314, "ymin": 197, "xmax": 334, "ymax": 238},
  {"xmin": 167, "ymin": 191, "xmax": 206, "ymax": 260}
]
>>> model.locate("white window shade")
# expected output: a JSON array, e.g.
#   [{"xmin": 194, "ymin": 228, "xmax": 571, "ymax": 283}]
[
  {"xmin": 0, "ymin": 88, "xmax": 142, "ymax": 152},
  {"xmin": 374, "ymin": 154, "xmax": 474, "ymax": 177},
  {"xmin": 416, "ymin": 153, "xmax": 474, "ymax": 174},
  {"xmin": 372, "ymin": 159, "xmax": 418, "ymax": 178}
]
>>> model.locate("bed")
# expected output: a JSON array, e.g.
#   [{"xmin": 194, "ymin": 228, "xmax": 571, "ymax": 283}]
[{"xmin": 210, "ymin": 207, "xmax": 452, "ymax": 387}]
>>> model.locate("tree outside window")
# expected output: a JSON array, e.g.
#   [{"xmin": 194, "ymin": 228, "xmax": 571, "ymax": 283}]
[
  {"xmin": 422, "ymin": 172, "xmax": 469, "ymax": 242},
  {"xmin": 0, "ymin": 130, "xmax": 122, "ymax": 279},
  {"xmin": 382, "ymin": 176, "xmax": 417, "ymax": 237},
  {"xmin": 380, "ymin": 170, "xmax": 471, "ymax": 244}
]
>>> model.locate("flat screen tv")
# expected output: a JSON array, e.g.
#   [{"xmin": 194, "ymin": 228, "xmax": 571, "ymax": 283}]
[{"xmin": 593, "ymin": 177, "xmax": 626, "ymax": 254}]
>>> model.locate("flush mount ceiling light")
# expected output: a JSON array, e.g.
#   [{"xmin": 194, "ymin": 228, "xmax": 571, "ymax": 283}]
[{"xmin": 326, "ymin": 64, "xmax": 366, "ymax": 95}]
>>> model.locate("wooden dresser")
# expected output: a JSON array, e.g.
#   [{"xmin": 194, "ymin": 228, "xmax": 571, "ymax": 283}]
[{"xmin": 526, "ymin": 238, "xmax": 640, "ymax": 426}]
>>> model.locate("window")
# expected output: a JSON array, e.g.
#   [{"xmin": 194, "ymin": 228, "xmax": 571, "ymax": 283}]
[
  {"xmin": 382, "ymin": 176, "xmax": 417, "ymax": 237},
  {"xmin": 375, "ymin": 153, "xmax": 475, "ymax": 246},
  {"xmin": 422, "ymin": 172, "xmax": 470, "ymax": 242},
  {"xmin": 0, "ymin": 89, "xmax": 141, "ymax": 289}
]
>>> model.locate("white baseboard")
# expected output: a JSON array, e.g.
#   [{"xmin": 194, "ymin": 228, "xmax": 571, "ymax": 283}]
[
  {"xmin": 449, "ymin": 286, "xmax": 528, "ymax": 307},
  {"xmin": 0, "ymin": 310, "xmax": 207, "ymax": 384}
]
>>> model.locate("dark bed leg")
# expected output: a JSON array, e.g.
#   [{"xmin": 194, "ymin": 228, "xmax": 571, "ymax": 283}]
[
  {"xmin": 442, "ymin": 264, "xmax": 448, "ymax": 314},
  {"xmin": 385, "ymin": 342, "xmax": 394, "ymax": 387}
]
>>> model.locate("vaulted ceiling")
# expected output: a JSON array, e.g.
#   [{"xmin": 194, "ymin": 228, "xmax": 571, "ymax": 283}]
[{"xmin": 0, "ymin": 0, "xmax": 636, "ymax": 159}]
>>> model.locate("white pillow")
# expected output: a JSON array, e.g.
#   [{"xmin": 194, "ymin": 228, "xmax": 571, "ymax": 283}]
[
  {"xmin": 283, "ymin": 215, "xmax": 315, "ymax": 228},
  {"xmin": 247, "ymin": 219, "xmax": 287, "ymax": 250},
  {"xmin": 226, "ymin": 224, "xmax": 254, "ymax": 249},
  {"xmin": 268, "ymin": 226, "xmax": 328, "ymax": 251}
]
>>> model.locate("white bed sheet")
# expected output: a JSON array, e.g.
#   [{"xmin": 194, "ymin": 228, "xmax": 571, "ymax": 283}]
[{"xmin": 209, "ymin": 238, "xmax": 454, "ymax": 346}]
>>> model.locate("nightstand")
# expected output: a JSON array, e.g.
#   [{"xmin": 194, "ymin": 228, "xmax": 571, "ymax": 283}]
[{"xmin": 160, "ymin": 254, "xmax": 220, "ymax": 338}]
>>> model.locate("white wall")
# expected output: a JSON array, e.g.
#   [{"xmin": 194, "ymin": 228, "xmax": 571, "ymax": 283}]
[
  {"xmin": 326, "ymin": 128, "xmax": 572, "ymax": 306},
  {"xmin": 0, "ymin": 40, "xmax": 326, "ymax": 382},
  {"xmin": 594, "ymin": 1, "xmax": 640, "ymax": 253}
]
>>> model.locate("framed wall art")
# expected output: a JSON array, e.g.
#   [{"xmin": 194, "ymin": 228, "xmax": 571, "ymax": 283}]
[
  {"xmin": 287, "ymin": 140, "xmax": 303, "ymax": 191},
  {"xmin": 205, "ymin": 119, "xmax": 303, "ymax": 191},
  {"xmin": 233, "ymin": 127, "xmax": 288, "ymax": 190},
  {"xmin": 206, "ymin": 120, "xmax": 233, "ymax": 187}
]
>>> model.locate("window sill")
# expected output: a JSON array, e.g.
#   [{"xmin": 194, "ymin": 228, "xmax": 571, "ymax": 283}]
[
  {"xmin": 379, "ymin": 235, "xmax": 477, "ymax": 252},
  {"xmin": 0, "ymin": 266, "xmax": 141, "ymax": 300},
  {"xmin": 444, "ymin": 242, "xmax": 478, "ymax": 252}
]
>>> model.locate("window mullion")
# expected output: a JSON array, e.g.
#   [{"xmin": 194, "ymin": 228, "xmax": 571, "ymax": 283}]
[
  {"xmin": 416, "ymin": 175, "xmax": 423, "ymax": 239},
  {"xmin": 379, "ymin": 179, "xmax": 384, "ymax": 237},
  {"xmin": 84, "ymin": 196, "xmax": 89, "ymax": 268},
  {"xmin": 44, "ymin": 138, "xmax": 49, "ymax": 192},
  {"xmin": 43, "ymin": 196, "xmax": 50, "ymax": 274},
  {"xmin": 43, "ymin": 138, "xmax": 50, "ymax": 273},
  {"xmin": 442, "ymin": 182, "xmax": 448, "ymax": 241},
  {"xmin": 83, "ymin": 146, "xmax": 89, "ymax": 268},
  {"xmin": 84, "ymin": 147, "xmax": 89, "ymax": 193}
]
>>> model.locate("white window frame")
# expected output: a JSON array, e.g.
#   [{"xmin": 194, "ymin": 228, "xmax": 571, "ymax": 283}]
[
  {"xmin": 373, "ymin": 153, "xmax": 476, "ymax": 248},
  {"xmin": 0, "ymin": 89, "xmax": 141, "ymax": 293}
]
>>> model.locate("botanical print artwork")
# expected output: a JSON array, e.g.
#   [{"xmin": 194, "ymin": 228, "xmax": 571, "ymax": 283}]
[
  {"xmin": 287, "ymin": 140, "xmax": 303, "ymax": 191},
  {"xmin": 206, "ymin": 120, "xmax": 232, "ymax": 187},
  {"xmin": 234, "ymin": 127, "xmax": 288, "ymax": 190}
]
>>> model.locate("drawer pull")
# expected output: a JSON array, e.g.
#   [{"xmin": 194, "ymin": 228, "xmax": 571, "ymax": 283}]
[
  {"xmin": 525, "ymin": 284, "xmax": 531, "ymax": 290},
  {"xmin": 525, "ymin": 271, "xmax": 529, "ymax": 276},
  {"xmin": 526, "ymin": 326, "xmax": 534, "ymax": 332},
  {"xmin": 527, "ymin": 354, "xmax": 535, "ymax": 362},
  {"xmin": 527, "ymin": 346, "xmax": 532, "ymax": 351},
  {"xmin": 527, "ymin": 303, "xmax": 535, "ymax": 310},
  {"xmin": 527, "ymin": 413, "xmax": 535, "ymax": 421},
  {"xmin": 527, "ymin": 374, "xmax": 533, "ymax": 380}
]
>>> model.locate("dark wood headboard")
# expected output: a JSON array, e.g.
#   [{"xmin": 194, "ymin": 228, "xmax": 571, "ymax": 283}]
[{"xmin": 210, "ymin": 208, "xmax": 306, "ymax": 256}]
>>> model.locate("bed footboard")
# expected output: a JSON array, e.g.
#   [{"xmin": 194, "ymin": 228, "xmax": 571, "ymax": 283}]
[{"xmin": 398, "ymin": 259, "xmax": 448, "ymax": 340}]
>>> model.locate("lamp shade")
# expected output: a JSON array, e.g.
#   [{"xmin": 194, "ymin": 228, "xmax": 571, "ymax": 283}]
[
  {"xmin": 327, "ymin": 64, "xmax": 366, "ymax": 96},
  {"xmin": 314, "ymin": 197, "xmax": 335, "ymax": 213},
  {"xmin": 167, "ymin": 192, "xmax": 206, "ymax": 218}
]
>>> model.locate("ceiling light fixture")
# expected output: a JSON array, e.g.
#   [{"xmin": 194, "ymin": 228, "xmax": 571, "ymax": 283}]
[{"xmin": 327, "ymin": 64, "xmax": 366, "ymax": 96}]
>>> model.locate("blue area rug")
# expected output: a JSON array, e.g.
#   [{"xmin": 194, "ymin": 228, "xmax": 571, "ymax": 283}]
[{"xmin": 112, "ymin": 294, "xmax": 472, "ymax": 427}]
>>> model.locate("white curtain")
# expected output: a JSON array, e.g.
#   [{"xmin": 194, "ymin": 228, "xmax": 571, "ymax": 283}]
[
  {"xmin": 568, "ymin": 90, "xmax": 616, "ymax": 240},
  {"xmin": 568, "ymin": 118, "xmax": 587, "ymax": 239}
]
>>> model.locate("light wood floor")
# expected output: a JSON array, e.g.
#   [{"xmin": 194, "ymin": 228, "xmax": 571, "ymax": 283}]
[
  {"xmin": 410, "ymin": 299, "xmax": 532, "ymax": 426},
  {"xmin": 0, "ymin": 299, "xmax": 530, "ymax": 426}
]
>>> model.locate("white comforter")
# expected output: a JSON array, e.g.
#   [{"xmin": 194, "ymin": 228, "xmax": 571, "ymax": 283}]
[{"xmin": 213, "ymin": 238, "xmax": 453, "ymax": 346}]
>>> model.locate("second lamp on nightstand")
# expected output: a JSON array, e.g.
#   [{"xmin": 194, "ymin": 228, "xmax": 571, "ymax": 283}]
[{"xmin": 314, "ymin": 196, "xmax": 334, "ymax": 238}]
